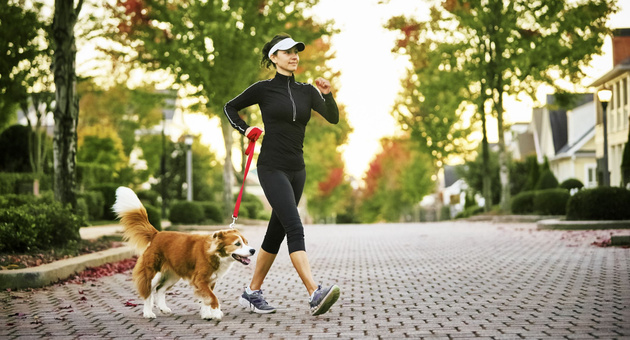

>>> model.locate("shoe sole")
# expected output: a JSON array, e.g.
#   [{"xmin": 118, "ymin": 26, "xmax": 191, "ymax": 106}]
[
  {"xmin": 311, "ymin": 285, "xmax": 340, "ymax": 316},
  {"xmin": 239, "ymin": 297, "xmax": 277, "ymax": 314}
]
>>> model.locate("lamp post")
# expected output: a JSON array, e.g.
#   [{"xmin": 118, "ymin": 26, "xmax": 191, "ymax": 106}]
[
  {"xmin": 185, "ymin": 135, "xmax": 193, "ymax": 201},
  {"xmin": 160, "ymin": 90, "xmax": 177, "ymax": 216},
  {"xmin": 597, "ymin": 89, "xmax": 612, "ymax": 186}
]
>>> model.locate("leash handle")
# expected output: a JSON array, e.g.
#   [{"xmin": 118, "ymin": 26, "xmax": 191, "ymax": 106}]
[{"xmin": 231, "ymin": 139, "xmax": 256, "ymax": 227}]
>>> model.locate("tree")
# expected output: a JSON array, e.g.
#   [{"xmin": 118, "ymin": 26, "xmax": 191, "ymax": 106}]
[
  {"xmin": 387, "ymin": 0, "xmax": 618, "ymax": 212},
  {"xmin": 360, "ymin": 137, "xmax": 434, "ymax": 222},
  {"xmin": 0, "ymin": 1, "xmax": 45, "ymax": 128},
  {"xmin": 107, "ymin": 0, "xmax": 334, "ymax": 221},
  {"xmin": 52, "ymin": 0, "xmax": 84, "ymax": 207}
]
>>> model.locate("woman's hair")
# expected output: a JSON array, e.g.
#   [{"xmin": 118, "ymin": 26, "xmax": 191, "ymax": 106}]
[{"xmin": 261, "ymin": 33, "xmax": 292, "ymax": 69}]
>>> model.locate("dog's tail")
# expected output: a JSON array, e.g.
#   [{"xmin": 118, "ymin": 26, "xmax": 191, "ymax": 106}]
[{"xmin": 112, "ymin": 186, "xmax": 158, "ymax": 253}]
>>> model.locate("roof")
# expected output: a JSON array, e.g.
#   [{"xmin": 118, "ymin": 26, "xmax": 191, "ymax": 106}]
[
  {"xmin": 554, "ymin": 126, "xmax": 595, "ymax": 160},
  {"xmin": 589, "ymin": 57, "xmax": 630, "ymax": 87}
]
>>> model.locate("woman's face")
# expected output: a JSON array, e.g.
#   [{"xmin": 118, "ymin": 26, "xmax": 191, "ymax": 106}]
[{"xmin": 271, "ymin": 47, "xmax": 300, "ymax": 76}]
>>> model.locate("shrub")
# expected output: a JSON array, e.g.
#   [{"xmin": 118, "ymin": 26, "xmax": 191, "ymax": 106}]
[
  {"xmin": 0, "ymin": 173, "xmax": 53, "ymax": 195},
  {"xmin": 454, "ymin": 205, "xmax": 484, "ymax": 219},
  {"xmin": 559, "ymin": 178, "xmax": 584, "ymax": 191},
  {"xmin": 137, "ymin": 189, "xmax": 160, "ymax": 207},
  {"xmin": 90, "ymin": 184, "xmax": 120, "ymax": 220},
  {"xmin": 533, "ymin": 188, "xmax": 570, "ymax": 215},
  {"xmin": 77, "ymin": 190, "xmax": 105, "ymax": 221},
  {"xmin": 566, "ymin": 187, "xmax": 630, "ymax": 220},
  {"xmin": 535, "ymin": 170, "xmax": 559, "ymax": 190},
  {"xmin": 0, "ymin": 201, "xmax": 85, "ymax": 253},
  {"xmin": 144, "ymin": 204, "xmax": 162, "ymax": 231},
  {"xmin": 169, "ymin": 201, "xmax": 205, "ymax": 225},
  {"xmin": 199, "ymin": 202, "xmax": 223, "ymax": 224},
  {"xmin": 510, "ymin": 191, "xmax": 536, "ymax": 214},
  {"xmin": 235, "ymin": 193, "xmax": 264, "ymax": 220}
]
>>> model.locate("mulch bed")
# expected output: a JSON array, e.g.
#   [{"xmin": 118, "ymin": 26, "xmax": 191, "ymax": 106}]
[{"xmin": 0, "ymin": 236, "xmax": 126, "ymax": 271}]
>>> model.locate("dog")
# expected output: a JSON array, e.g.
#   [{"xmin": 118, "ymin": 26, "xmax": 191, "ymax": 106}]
[{"xmin": 112, "ymin": 186, "xmax": 255, "ymax": 320}]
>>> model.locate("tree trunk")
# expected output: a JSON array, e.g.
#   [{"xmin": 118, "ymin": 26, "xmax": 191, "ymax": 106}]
[
  {"xmin": 220, "ymin": 117, "xmax": 234, "ymax": 223},
  {"xmin": 480, "ymin": 104, "xmax": 492, "ymax": 212},
  {"xmin": 496, "ymin": 87, "xmax": 510, "ymax": 212},
  {"xmin": 52, "ymin": 0, "xmax": 83, "ymax": 208}
]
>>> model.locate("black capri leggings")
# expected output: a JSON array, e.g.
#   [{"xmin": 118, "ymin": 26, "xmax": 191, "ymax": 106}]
[{"xmin": 257, "ymin": 165, "xmax": 306, "ymax": 254}]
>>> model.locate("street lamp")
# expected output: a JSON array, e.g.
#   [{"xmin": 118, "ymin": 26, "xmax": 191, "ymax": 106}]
[
  {"xmin": 597, "ymin": 89, "xmax": 612, "ymax": 186},
  {"xmin": 185, "ymin": 135, "xmax": 193, "ymax": 201},
  {"xmin": 160, "ymin": 90, "xmax": 177, "ymax": 216}
]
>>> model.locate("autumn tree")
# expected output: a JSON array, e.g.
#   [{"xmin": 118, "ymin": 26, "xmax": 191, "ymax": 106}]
[
  {"xmin": 388, "ymin": 0, "xmax": 617, "ymax": 212},
  {"xmin": 359, "ymin": 137, "xmax": 434, "ymax": 222},
  {"xmin": 107, "ymin": 0, "xmax": 334, "ymax": 220}
]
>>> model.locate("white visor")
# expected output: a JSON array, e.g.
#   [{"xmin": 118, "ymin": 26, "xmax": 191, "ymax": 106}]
[{"xmin": 268, "ymin": 38, "xmax": 305, "ymax": 57}]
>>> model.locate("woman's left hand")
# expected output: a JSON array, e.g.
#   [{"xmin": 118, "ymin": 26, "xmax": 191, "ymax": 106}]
[{"xmin": 315, "ymin": 77, "xmax": 332, "ymax": 95}]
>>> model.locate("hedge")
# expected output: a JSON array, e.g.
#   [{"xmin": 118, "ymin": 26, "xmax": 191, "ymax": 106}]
[
  {"xmin": 0, "ymin": 201, "xmax": 85, "ymax": 253},
  {"xmin": 559, "ymin": 178, "xmax": 584, "ymax": 191},
  {"xmin": 533, "ymin": 188, "xmax": 570, "ymax": 215},
  {"xmin": 566, "ymin": 187, "xmax": 630, "ymax": 220},
  {"xmin": 169, "ymin": 201, "xmax": 205, "ymax": 225},
  {"xmin": 510, "ymin": 191, "xmax": 536, "ymax": 214}
]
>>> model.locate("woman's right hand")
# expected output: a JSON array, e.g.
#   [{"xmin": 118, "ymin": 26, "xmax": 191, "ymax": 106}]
[{"xmin": 245, "ymin": 126, "xmax": 264, "ymax": 142}]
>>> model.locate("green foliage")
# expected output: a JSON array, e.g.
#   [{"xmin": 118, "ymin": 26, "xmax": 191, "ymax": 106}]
[
  {"xmin": 144, "ymin": 204, "xmax": 162, "ymax": 231},
  {"xmin": 455, "ymin": 205, "xmax": 484, "ymax": 219},
  {"xmin": 77, "ymin": 162, "xmax": 115, "ymax": 190},
  {"xmin": 199, "ymin": 202, "xmax": 223, "ymax": 224},
  {"xmin": 235, "ymin": 193, "xmax": 264, "ymax": 220},
  {"xmin": 169, "ymin": 201, "xmax": 205, "ymax": 225},
  {"xmin": 457, "ymin": 146, "xmax": 500, "ymax": 205},
  {"xmin": 621, "ymin": 137, "xmax": 630, "ymax": 186},
  {"xmin": 0, "ymin": 173, "xmax": 52, "ymax": 195},
  {"xmin": 77, "ymin": 190, "xmax": 105, "ymax": 221},
  {"xmin": 533, "ymin": 189, "xmax": 570, "ymax": 215},
  {"xmin": 535, "ymin": 170, "xmax": 559, "ymax": 190},
  {"xmin": 566, "ymin": 187, "xmax": 630, "ymax": 221},
  {"xmin": 90, "ymin": 184, "xmax": 120, "ymax": 221},
  {"xmin": 136, "ymin": 189, "xmax": 160, "ymax": 207},
  {"xmin": 0, "ymin": 201, "xmax": 84, "ymax": 253},
  {"xmin": 0, "ymin": 2, "xmax": 47, "ymax": 123},
  {"xmin": 559, "ymin": 178, "xmax": 584, "ymax": 191},
  {"xmin": 359, "ymin": 138, "xmax": 434, "ymax": 222},
  {"xmin": 510, "ymin": 191, "xmax": 536, "ymax": 214},
  {"xmin": 0, "ymin": 125, "xmax": 31, "ymax": 172},
  {"xmin": 523, "ymin": 156, "xmax": 541, "ymax": 192}
]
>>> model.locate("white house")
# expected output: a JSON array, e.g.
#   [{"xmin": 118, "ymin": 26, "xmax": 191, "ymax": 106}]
[{"xmin": 590, "ymin": 28, "xmax": 630, "ymax": 187}]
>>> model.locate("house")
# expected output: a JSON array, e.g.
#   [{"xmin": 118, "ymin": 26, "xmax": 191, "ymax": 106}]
[
  {"xmin": 528, "ymin": 94, "xmax": 597, "ymax": 187},
  {"xmin": 589, "ymin": 28, "xmax": 630, "ymax": 187}
]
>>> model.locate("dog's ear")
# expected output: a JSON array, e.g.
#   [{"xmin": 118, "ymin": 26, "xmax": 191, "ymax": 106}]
[{"xmin": 212, "ymin": 231, "xmax": 225, "ymax": 239}]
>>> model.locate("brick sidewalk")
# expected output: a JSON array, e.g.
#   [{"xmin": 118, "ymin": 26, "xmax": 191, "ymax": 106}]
[{"xmin": 1, "ymin": 222, "xmax": 629, "ymax": 339}]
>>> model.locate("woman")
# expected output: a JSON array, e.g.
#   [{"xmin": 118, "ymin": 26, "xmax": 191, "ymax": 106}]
[{"xmin": 224, "ymin": 34, "xmax": 340, "ymax": 316}]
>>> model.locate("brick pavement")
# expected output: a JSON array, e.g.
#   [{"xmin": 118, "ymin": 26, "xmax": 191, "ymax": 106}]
[{"xmin": 1, "ymin": 222, "xmax": 629, "ymax": 339}]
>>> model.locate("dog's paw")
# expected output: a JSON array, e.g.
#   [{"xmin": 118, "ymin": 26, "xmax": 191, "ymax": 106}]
[
  {"xmin": 143, "ymin": 310, "xmax": 157, "ymax": 319},
  {"xmin": 159, "ymin": 306, "xmax": 172, "ymax": 315},
  {"xmin": 200, "ymin": 305, "xmax": 223, "ymax": 320}
]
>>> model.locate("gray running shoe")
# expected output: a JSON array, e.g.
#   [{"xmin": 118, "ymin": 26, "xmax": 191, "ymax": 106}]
[
  {"xmin": 239, "ymin": 289, "xmax": 277, "ymax": 314},
  {"xmin": 309, "ymin": 284, "xmax": 340, "ymax": 316}
]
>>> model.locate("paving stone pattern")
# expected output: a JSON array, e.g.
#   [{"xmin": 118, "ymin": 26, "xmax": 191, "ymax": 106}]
[{"xmin": 1, "ymin": 222, "xmax": 629, "ymax": 339}]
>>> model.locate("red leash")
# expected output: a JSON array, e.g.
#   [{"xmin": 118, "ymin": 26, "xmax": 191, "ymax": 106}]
[{"xmin": 230, "ymin": 139, "xmax": 256, "ymax": 228}]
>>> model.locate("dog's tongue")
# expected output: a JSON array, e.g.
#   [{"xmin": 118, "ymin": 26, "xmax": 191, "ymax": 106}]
[{"xmin": 241, "ymin": 257, "xmax": 251, "ymax": 265}]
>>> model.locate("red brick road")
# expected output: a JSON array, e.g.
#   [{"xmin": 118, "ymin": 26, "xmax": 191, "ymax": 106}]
[{"xmin": 1, "ymin": 222, "xmax": 629, "ymax": 339}]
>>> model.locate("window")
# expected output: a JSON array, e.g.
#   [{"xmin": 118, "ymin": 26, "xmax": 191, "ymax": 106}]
[
  {"xmin": 623, "ymin": 78, "xmax": 628, "ymax": 106},
  {"xmin": 586, "ymin": 164, "xmax": 597, "ymax": 188}
]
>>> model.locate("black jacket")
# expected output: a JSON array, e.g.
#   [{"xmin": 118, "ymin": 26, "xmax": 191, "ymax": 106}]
[{"xmin": 224, "ymin": 72, "xmax": 339, "ymax": 171}]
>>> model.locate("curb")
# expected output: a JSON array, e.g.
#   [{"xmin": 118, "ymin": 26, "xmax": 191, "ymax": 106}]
[
  {"xmin": 537, "ymin": 219, "xmax": 630, "ymax": 230},
  {"xmin": 0, "ymin": 246, "xmax": 135, "ymax": 290}
]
